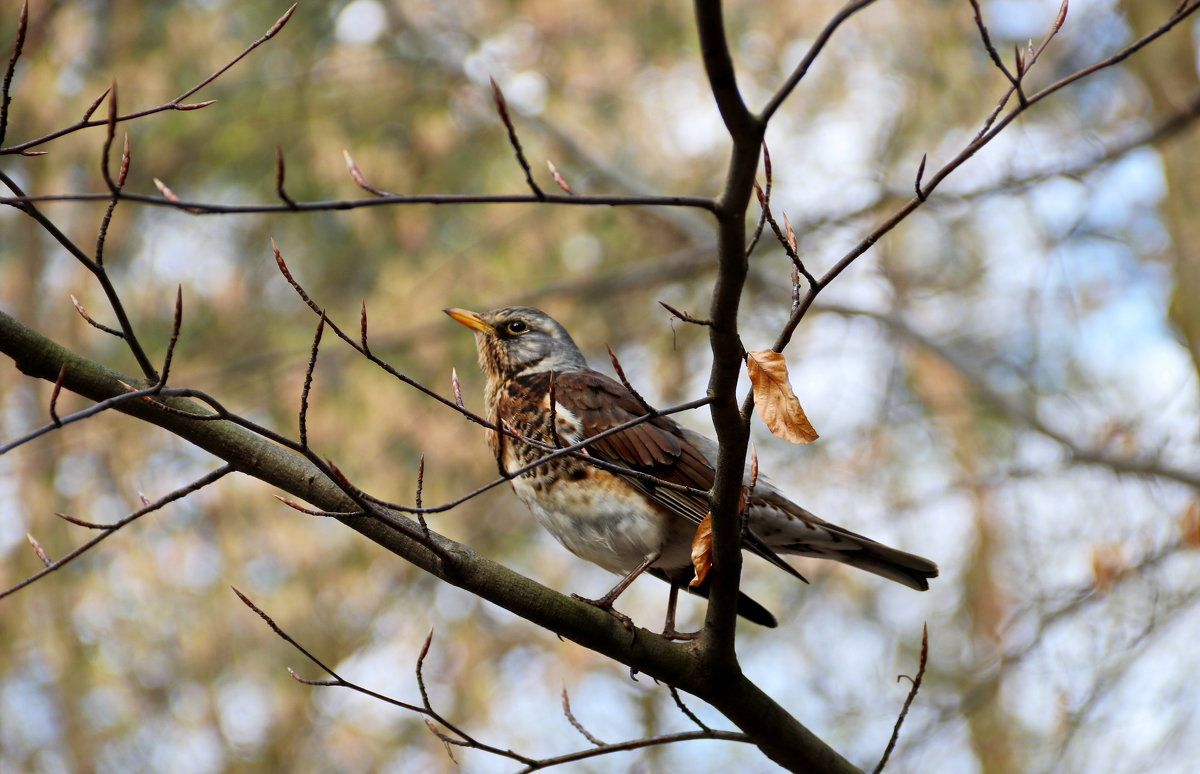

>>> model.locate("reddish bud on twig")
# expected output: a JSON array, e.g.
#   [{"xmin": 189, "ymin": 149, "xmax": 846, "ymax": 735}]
[
  {"xmin": 27, "ymin": 533, "xmax": 51, "ymax": 567},
  {"xmin": 546, "ymin": 160, "xmax": 574, "ymax": 194},
  {"xmin": 914, "ymin": 153, "xmax": 927, "ymax": 201},
  {"xmin": 451, "ymin": 368, "xmax": 464, "ymax": 407},
  {"xmin": 82, "ymin": 87, "xmax": 111, "ymax": 122},
  {"xmin": 286, "ymin": 668, "xmax": 337, "ymax": 687},
  {"xmin": 326, "ymin": 458, "xmax": 351, "ymax": 489},
  {"xmin": 18, "ymin": 149, "xmax": 46, "ymax": 156},
  {"xmin": 418, "ymin": 627, "xmax": 434, "ymax": 663},
  {"xmin": 783, "ymin": 212, "xmax": 797, "ymax": 253},
  {"xmin": 267, "ymin": 4, "xmax": 298, "ymax": 39},
  {"xmin": 70, "ymin": 294, "xmax": 123, "ymax": 337},
  {"xmin": 343, "ymin": 149, "xmax": 387, "ymax": 196},
  {"xmin": 359, "ymin": 300, "xmax": 370, "ymax": 354},
  {"xmin": 1055, "ymin": 0, "xmax": 1069, "ymax": 32},
  {"xmin": 153, "ymin": 177, "xmax": 181, "ymax": 203},
  {"xmin": 174, "ymin": 99, "xmax": 217, "ymax": 111},
  {"xmin": 138, "ymin": 492, "xmax": 151, "ymax": 507},
  {"xmin": 118, "ymin": 133, "xmax": 130, "ymax": 187}
]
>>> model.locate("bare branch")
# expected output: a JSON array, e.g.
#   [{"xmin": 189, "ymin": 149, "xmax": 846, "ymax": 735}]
[
  {"xmin": 0, "ymin": 4, "xmax": 296, "ymax": 155},
  {"xmin": 298, "ymin": 311, "xmax": 326, "ymax": 448},
  {"xmin": 491, "ymin": 77, "xmax": 544, "ymax": 199},
  {"xmin": 606, "ymin": 344, "xmax": 654, "ymax": 414},
  {"xmin": 0, "ymin": 465, "xmax": 233, "ymax": 600},
  {"xmin": 561, "ymin": 688, "xmax": 606, "ymax": 746},
  {"xmin": 658, "ymin": 301, "xmax": 712, "ymax": 327},
  {"xmin": 0, "ymin": 0, "xmax": 27, "ymax": 147},
  {"xmin": 872, "ymin": 624, "xmax": 928, "ymax": 774},
  {"xmin": 761, "ymin": 0, "xmax": 879, "ymax": 121}
]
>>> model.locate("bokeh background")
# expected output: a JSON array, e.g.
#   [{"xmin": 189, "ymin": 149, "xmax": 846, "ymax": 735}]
[{"xmin": 2, "ymin": 0, "xmax": 1198, "ymax": 772}]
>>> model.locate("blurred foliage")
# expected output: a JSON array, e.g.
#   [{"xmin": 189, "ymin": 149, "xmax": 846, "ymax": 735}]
[{"xmin": 2, "ymin": 1, "xmax": 1199, "ymax": 773}]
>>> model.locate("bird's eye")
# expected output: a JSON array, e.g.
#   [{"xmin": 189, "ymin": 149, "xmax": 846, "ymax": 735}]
[{"xmin": 505, "ymin": 320, "xmax": 529, "ymax": 335}]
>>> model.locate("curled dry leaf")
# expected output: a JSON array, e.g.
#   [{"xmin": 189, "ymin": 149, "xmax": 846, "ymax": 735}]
[
  {"xmin": 689, "ymin": 514, "xmax": 713, "ymax": 587},
  {"xmin": 1180, "ymin": 500, "xmax": 1200, "ymax": 548},
  {"xmin": 745, "ymin": 349, "xmax": 818, "ymax": 444}
]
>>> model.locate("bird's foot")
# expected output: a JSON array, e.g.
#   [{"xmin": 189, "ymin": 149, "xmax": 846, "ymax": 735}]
[
  {"xmin": 660, "ymin": 626, "xmax": 701, "ymax": 641},
  {"xmin": 572, "ymin": 593, "xmax": 636, "ymax": 637}
]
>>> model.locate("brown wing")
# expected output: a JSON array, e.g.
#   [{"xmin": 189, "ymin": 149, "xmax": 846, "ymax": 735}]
[
  {"xmin": 551, "ymin": 371, "xmax": 806, "ymax": 581},
  {"xmin": 551, "ymin": 370, "xmax": 714, "ymax": 522}
]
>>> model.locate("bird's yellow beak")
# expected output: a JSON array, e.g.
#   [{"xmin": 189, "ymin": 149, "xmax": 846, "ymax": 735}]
[{"xmin": 443, "ymin": 308, "xmax": 492, "ymax": 334}]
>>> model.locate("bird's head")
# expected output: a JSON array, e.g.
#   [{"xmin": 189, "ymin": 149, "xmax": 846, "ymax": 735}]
[{"xmin": 444, "ymin": 306, "xmax": 588, "ymax": 381}]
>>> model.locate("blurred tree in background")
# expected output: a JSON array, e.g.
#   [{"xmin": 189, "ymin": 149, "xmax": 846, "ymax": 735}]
[{"xmin": 2, "ymin": 1, "xmax": 1199, "ymax": 772}]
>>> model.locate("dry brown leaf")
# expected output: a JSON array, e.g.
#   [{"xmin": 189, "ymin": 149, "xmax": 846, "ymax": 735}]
[
  {"xmin": 1181, "ymin": 500, "xmax": 1200, "ymax": 548},
  {"xmin": 689, "ymin": 514, "xmax": 713, "ymax": 587},
  {"xmin": 745, "ymin": 349, "xmax": 818, "ymax": 444}
]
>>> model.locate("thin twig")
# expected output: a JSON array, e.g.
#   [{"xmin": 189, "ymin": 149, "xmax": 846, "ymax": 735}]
[
  {"xmin": 561, "ymin": 688, "xmax": 606, "ymax": 746},
  {"xmin": 69, "ymin": 294, "xmax": 122, "ymax": 337},
  {"xmin": 0, "ymin": 169, "xmax": 159, "ymax": 379},
  {"xmin": 491, "ymin": 77, "xmax": 544, "ymax": 199},
  {"xmin": 658, "ymin": 301, "xmax": 712, "ymax": 327},
  {"xmin": 415, "ymin": 455, "xmax": 429, "ymax": 536},
  {"xmin": 0, "ymin": 0, "xmax": 27, "ymax": 147},
  {"xmin": 761, "ymin": 0, "xmax": 879, "ymax": 121},
  {"xmin": 669, "ymin": 685, "xmax": 712, "ymax": 733},
  {"xmin": 0, "ymin": 466, "xmax": 233, "ymax": 600},
  {"xmin": 872, "ymin": 624, "xmax": 928, "ymax": 774},
  {"xmin": 275, "ymin": 144, "xmax": 297, "ymax": 208},
  {"xmin": 299, "ymin": 311, "xmax": 326, "ymax": 448},
  {"xmin": 48, "ymin": 362, "xmax": 66, "ymax": 427},
  {"xmin": 968, "ymin": 0, "xmax": 1025, "ymax": 104},
  {"xmin": 606, "ymin": 345, "xmax": 654, "ymax": 413},
  {"xmin": 0, "ymin": 4, "xmax": 295, "ymax": 155}
]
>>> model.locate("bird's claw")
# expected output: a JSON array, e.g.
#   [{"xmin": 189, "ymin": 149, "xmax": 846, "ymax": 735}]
[
  {"xmin": 572, "ymin": 593, "xmax": 637, "ymax": 640},
  {"xmin": 660, "ymin": 627, "xmax": 701, "ymax": 641}
]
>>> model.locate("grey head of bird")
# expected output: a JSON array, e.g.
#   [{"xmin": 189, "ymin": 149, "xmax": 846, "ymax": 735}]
[{"xmin": 444, "ymin": 306, "xmax": 588, "ymax": 382}]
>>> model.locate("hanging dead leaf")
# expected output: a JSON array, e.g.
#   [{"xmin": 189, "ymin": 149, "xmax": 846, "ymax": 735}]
[
  {"xmin": 689, "ymin": 514, "xmax": 713, "ymax": 587},
  {"xmin": 1181, "ymin": 500, "xmax": 1200, "ymax": 548},
  {"xmin": 745, "ymin": 349, "xmax": 818, "ymax": 444}
]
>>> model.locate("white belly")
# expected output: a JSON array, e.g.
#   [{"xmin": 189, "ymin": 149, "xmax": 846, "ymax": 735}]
[{"xmin": 511, "ymin": 475, "xmax": 683, "ymax": 575}]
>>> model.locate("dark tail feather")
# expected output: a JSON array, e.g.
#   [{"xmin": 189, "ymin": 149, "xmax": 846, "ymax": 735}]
[
  {"xmin": 836, "ymin": 541, "xmax": 939, "ymax": 590},
  {"xmin": 648, "ymin": 568, "xmax": 778, "ymax": 628},
  {"xmin": 786, "ymin": 532, "xmax": 939, "ymax": 591}
]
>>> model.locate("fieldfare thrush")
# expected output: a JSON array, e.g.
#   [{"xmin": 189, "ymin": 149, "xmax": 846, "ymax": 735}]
[{"xmin": 446, "ymin": 306, "xmax": 938, "ymax": 636}]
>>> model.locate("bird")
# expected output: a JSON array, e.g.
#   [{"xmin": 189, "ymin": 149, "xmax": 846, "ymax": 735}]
[{"xmin": 445, "ymin": 305, "xmax": 938, "ymax": 637}]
